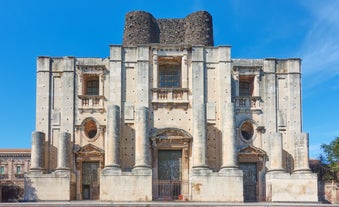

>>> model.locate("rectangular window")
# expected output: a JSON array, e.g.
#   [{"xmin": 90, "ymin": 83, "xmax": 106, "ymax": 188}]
[
  {"xmin": 84, "ymin": 75, "xmax": 99, "ymax": 95},
  {"xmin": 0, "ymin": 166, "xmax": 4, "ymax": 174},
  {"xmin": 239, "ymin": 76, "xmax": 254, "ymax": 96},
  {"xmin": 158, "ymin": 56, "xmax": 181, "ymax": 88},
  {"xmin": 159, "ymin": 65, "xmax": 181, "ymax": 88},
  {"xmin": 16, "ymin": 166, "xmax": 21, "ymax": 174}
]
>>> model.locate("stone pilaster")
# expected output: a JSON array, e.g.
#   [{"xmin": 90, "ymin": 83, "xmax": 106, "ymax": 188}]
[
  {"xmin": 109, "ymin": 45, "xmax": 122, "ymax": 106},
  {"xmin": 105, "ymin": 105, "xmax": 121, "ymax": 169},
  {"xmin": 134, "ymin": 106, "xmax": 150, "ymax": 169},
  {"xmin": 221, "ymin": 102, "xmax": 237, "ymax": 169},
  {"xmin": 30, "ymin": 131, "xmax": 45, "ymax": 171},
  {"xmin": 56, "ymin": 132, "xmax": 70, "ymax": 170},
  {"xmin": 268, "ymin": 133, "xmax": 284, "ymax": 172},
  {"xmin": 294, "ymin": 133, "xmax": 311, "ymax": 173},
  {"xmin": 192, "ymin": 46, "xmax": 208, "ymax": 169}
]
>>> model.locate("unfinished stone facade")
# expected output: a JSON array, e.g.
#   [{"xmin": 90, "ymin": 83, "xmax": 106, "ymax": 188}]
[{"xmin": 25, "ymin": 11, "xmax": 317, "ymax": 202}]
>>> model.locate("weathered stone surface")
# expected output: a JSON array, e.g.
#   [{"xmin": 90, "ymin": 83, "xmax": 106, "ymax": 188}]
[
  {"xmin": 29, "ymin": 11, "xmax": 317, "ymax": 203},
  {"xmin": 123, "ymin": 11, "xmax": 213, "ymax": 46}
]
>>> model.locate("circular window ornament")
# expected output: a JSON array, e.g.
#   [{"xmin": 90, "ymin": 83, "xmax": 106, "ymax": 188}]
[
  {"xmin": 83, "ymin": 118, "xmax": 99, "ymax": 141},
  {"xmin": 239, "ymin": 120, "xmax": 256, "ymax": 142}
]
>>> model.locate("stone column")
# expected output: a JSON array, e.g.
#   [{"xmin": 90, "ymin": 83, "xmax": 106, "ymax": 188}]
[
  {"xmin": 105, "ymin": 105, "xmax": 120, "ymax": 169},
  {"xmin": 30, "ymin": 131, "xmax": 45, "ymax": 171},
  {"xmin": 221, "ymin": 102, "xmax": 237, "ymax": 169},
  {"xmin": 57, "ymin": 132, "xmax": 70, "ymax": 170},
  {"xmin": 294, "ymin": 133, "xmax": 311, "ymax": 173},
  {"xmin": 192, "ymin": 46, "xmax": 208, "ymax": 169},
  {"xmin": 268, "ymin": 133, "xmax": 284, "ymax": 171},
  {"xmin": 134, "ymin": 106, "xmax": 150, "ymax": 168}
]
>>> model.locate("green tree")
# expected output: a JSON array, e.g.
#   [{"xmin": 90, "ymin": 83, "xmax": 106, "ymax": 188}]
[{"xmin": 321, "ymin": 137, "xmax": 339, "ymax": 181}]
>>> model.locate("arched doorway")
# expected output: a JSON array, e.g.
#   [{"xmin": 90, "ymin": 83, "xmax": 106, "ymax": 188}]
[{"xmin": 150, "ymin": 128, "xmax": 192, "ymax": 201}]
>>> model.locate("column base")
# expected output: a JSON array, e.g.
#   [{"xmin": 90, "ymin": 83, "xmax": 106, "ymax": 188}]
[{"xmin": 102, "ymin": 166, "xmax": 122, "ymax": 175}]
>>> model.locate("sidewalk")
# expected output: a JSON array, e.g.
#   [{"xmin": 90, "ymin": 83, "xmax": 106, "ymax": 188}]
[{"xmin": 0, "ymin": 201, "xmax": 338, "ymax": 207}]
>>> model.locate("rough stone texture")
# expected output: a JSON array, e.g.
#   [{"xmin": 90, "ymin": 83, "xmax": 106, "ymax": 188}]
[{"xmin": 123, "ymin": 11, "xmax": 213, "ymax": 46}]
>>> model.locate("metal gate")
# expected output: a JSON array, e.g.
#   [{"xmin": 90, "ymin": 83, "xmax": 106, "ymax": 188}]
[
  {"xmin": 155, "ymin": 150, "xmax": 182, "ymax": 200},
  {"xmin": 239, "ymin": 163, "xmax": 257, "ymax": 201},
  {"xmin": 82, "ymin": 162, "xmax": 100, "ymax": 200}
]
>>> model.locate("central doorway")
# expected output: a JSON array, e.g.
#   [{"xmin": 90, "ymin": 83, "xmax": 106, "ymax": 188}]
[
  {"xmin": 157, "ymin": 150, "xmax": 182, "ymax": 200},
  {"xmin": 239, "ymin": 163, "xmax": 257, "ymax": 202},
  {"xmin": 82, "ymin": 162, "xmax": 100, "ymax": 200}
]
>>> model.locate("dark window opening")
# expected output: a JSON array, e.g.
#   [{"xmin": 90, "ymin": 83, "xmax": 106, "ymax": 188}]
[
  {"xmin": 85, "ymin": 76, "xmax": 99, "ymax": 95},
  {"xmin": 239, "ymin": 76, "xmax": 254, "ymax": 96},
  {"xmin": 158, "ymin": 56, "xmax": 181, "ymax": 88}
]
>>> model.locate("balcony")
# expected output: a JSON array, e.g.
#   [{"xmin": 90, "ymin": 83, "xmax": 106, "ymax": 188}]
[
  {"xmin": 78, "ymin": 95, "xmax": 105, "ymax": 113},
  {"xmin": 0, "ymin": 174, "xmax": 8, "ymax": 179},
  {"xmin": 14, "ymin": 174, "xmax": 24, "ymax": 179},
  {"xmin": 151, "ymin": 88, "xmax": 189, "ymax": 110},
  {"xmin": 235, "ymin": 96, "xmax": 262, "ymax": 114}
]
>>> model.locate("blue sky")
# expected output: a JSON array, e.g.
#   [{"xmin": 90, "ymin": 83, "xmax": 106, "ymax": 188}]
[{"xmin": 0, "ymin": 0, "xmax": 338, "ymax": 159}]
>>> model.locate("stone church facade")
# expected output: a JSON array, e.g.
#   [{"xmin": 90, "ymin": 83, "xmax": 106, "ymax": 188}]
[{"xmin": 25, "ymin": 11, "xmax": 317, "ymax": 202}]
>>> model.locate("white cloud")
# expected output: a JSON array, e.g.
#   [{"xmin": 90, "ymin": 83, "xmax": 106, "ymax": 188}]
[{"xmin": 298, "ymin": 1, "xmax": 339, "ymax": 90}]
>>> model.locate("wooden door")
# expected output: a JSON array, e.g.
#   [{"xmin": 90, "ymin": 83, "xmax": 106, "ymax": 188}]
[
  {"xmin": 82, "ymin": 162, "xmax": 100, "ymax": 200},
  {"xmin": 239, "ymin": 163, "xmax": 257, "ymax": 202}
]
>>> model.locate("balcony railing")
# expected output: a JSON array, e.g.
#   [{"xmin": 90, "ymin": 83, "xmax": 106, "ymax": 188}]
[
  {"xmin": 151, "ymin": 88, "xmax": 189, "ymax": 110},
  {"xmin": 153, "ymin": 180, "xmax": 188, "ymax": 200},
  {"xmin": 0, "ymin": 174, "xmax": 8, "ymax": 179},
  {"xmin": 14, "ymin": 173, "xmax": 24, "ymax": 179},
  {"xmin": 235, "ymin": 96, "xmax": 262, "ymax": 113},
  {"xmin": 78, "ymin": 95, "xmax": 105, "ymax": 113}
]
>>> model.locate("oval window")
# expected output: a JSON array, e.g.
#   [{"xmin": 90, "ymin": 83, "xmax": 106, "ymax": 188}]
[
  {"xmin": 84, "ymin": 119, "xmax": 98, "ymax": 139},
  {"xmin": 240, "ymin": 121, "xmax": 254, "ymax": 141}
]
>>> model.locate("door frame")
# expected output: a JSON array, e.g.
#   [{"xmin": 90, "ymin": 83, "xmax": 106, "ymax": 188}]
[
  {"xmin": 74, "ymin": 144, "xmax": 104, "ymax": 200},
  {"xmin": 150, "ymin": 128, "xmax": 192, "ymax": 200},
  {"xmin": 238, "ymin": 145, "xmax": 267, "ymax": 202}
]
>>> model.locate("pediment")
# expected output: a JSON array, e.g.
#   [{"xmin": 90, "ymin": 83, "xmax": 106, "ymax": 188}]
[
  {"xmin": 75, "ymin": 144, "xmax": 104, "ymax": 155},
  {"xmin": 238, "ymin": 145, "xmax": 266, "ymax": 157},
  {"xmin": 150, "ymin": 128, "xmax": 193, "ymax": 140}
]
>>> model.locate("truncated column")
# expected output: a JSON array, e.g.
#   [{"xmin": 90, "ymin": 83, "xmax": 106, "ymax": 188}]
[
  {"xmin": 57, "ymin": 132, "xmax": 71, "ymax": 170},
  {"xmin": 134, "ymin": 106, "xmax": 150, "ymax": 168},
  {"xmin": 30, "ymin": 131, "xmax": 45, "ymax": 171},
  {"xmin": 294, "ymin": 133, "xmax": 311, "ymax": 172},
  {"xmin": 105, "ymin": 105, "xmax": 121, "ymax": 169}
]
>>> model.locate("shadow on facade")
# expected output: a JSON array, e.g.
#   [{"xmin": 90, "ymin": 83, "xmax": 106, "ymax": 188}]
[{"xmin": 1, "ymin": 182, "xmax": 24, "ymax": 202}]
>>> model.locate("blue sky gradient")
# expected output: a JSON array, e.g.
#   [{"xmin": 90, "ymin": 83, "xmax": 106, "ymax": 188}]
[{"xmin": 0, "ymin": 0, "xmax": 338, "ymax": 158}]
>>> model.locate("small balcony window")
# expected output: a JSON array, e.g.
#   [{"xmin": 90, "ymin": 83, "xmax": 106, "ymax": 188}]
[
  {"xmin": 84, "ymin": 75, "xmax": 99, "ymax": 95},
  {"xmin": 159, "ymin": 65, "xmax": 180, "ymax": 88},
  {"xmin": 239, "ymin": 76, "xmax": 254, "ymax": 96},
  {"xmin": 158, "ymin": 56, "xmax": 181, "ymax": 88}
]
